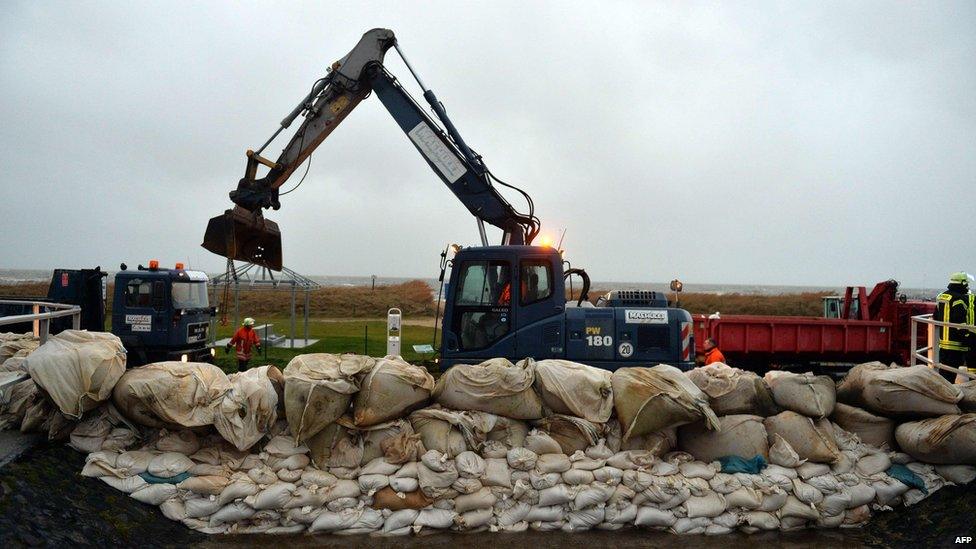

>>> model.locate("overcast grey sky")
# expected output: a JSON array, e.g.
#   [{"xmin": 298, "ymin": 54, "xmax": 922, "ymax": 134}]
[{"xmin": 1, "ymin": 1, "xmax": 973, "ymax": 288}]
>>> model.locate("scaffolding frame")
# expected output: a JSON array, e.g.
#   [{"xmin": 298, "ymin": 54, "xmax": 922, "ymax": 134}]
[{"xmin": 209, "ymin": 259, "xmax": 320, "ymax": 348}]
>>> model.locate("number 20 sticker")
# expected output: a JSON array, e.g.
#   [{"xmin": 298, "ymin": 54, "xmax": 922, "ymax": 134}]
[{"xmin": 618, "ymin": 342, "xmax": 634, "ymax": 358}]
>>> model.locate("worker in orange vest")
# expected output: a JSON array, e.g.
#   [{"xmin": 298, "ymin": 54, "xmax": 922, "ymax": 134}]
[
  {"xmin": 226, "ymin": 317, "xmax": 262, "ymax": 372},
  {"xmin": 702, "ymin": 337, "xmax": 726, "ymax": 365}
]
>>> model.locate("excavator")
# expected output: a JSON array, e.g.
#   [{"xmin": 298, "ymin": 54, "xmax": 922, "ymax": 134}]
[{"xmin": 202, "ymin": 28, "xmax": 694, "ymax": 370}]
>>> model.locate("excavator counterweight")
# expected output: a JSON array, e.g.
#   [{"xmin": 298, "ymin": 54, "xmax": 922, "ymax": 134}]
[{"xmin": 202, "ymin": 208, "xmax": 282, "ymax": 270}]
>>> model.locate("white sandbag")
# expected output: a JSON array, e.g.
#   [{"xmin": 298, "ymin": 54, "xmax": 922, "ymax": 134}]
[
  {"xmin": 797, "ymin": 462, "xmax": 831, "ymax": 480},
  {"xmin": 611, "ymin": 365, "xmax": 718, "ymax": 441},
  {"xmin": 248, "ymin": 465, "xmax": 278, "ymax": 485},
  {"xmin": 679, "ymin": 414, "xmax": 768, "ymax": 462},
  {"xmin": 563, "ymin": 506, "xmax": 604, "ymax": 532},
  {"xmin": 26, "ymin": 330, "xmax": 126, "ymax": 418},
  {"xmin": 533, "ymin": 414, "xmax": 603, "ymax": 454},
  {"xmin": 433, "ymin": 358, "xmax": 543, "ymax": 419},
  {"xmin": 670, "ymin": 516, "xmax": 710, "ymax": 534},
  {"xmin": 301, "ymin": 468, "xmax": 338, "ymax": 488},
  {"xmin": 185, "ymin": 496, "xmax": 223, "ymax": 518},
  {"xmin": 935, "ymin": 464, "xmax": 976, "ymax": 484},
  {"xmin": 100, "ymin": 475, "xmax": 148, "ymax": 494},
  {"xmin": 568, "ymin": 450, "xmax": 604, "ymax": 470},
  {"xmin": 855, "ymin": 452, "xmax": 891, "ymax": 476},
  {"xmin": 159, "ymin": 498, "xmax": 187, "ymax": 522},
  {"xmin": 497, "ymin": 502, "xmax": 531, "ymax": 527},
  {"xmin": 115, "ymin": 450, "xmax": 154, "ymax": 476},
  {"xmin": 895, "ymin": 414, "xmax": 976, "ymax": 464},
  {"xmin": 358, "ymin": 473, "xmax": 390, "ymax": 496},
  {"xmin": 457, "ymin": 507, "xmax": 494, "ymax": 530},
  {"xmin": 535, "ymin": 453, "xmax": 571, "ymax": 474},
  {"xmin": 837, "ymin": 363, "xmax": 961, "ymax": 417},
  {"xmin": 353, "ymin": 356, "xmax": 434, "ymax": 427},
  {"xmin": 507, "ymin": 447, "xmax": 538, "ymax": 471},
  {"xmin": 269, "ymin": 453, "xmax": 310, "ymax": 472},
  {"xmin": 69, "ymin": 415, "xmax": 113, "ymax": 454},
  {"xmin": 453, "ymin": 477, "xmax": 483, "ymax": 494},
  {"xmin": 533, "ymin": 359, "xmax": 613, "ymax": 422},
  {"xmin": 282, "ymin": 353, "xmax": 373, "ymax": 443},
  {"xmin": 682, "ymin": 493, "xmax": 727, "ymax": 518},
  {"xmin": 725, "ymin": 486, "xmax": 763, "ymax": 509},
  {"xmin": 872, "ymin": 477, "xmax": 909, "ymax": 506},
  {"xmin": 214, "ymin": 365, "xmax": 283, "ymax": 451},
  {"xmin": 113, "ymin": 362, "xmax": 230, "ymax": 428},
  {"xmin": 757, "ymin": 488, "xmax": 789, "ymax": 512},
  {"xmin": 538, "ymin": 484, "xmax": 577, "ymax": 506},
  {"xmin": 764, "ymin": 411, "xmax": 840, "ymax": 463},
  {"xmin": 606, "ymin": 450, "xmax": 657, "ymax": 470},
  {"xmin": 413, "ymin": 508, "xmax": 456, "ymax": 530},
  {"xmin": 417, "ymin": 461, "xmax": 459, "ymax": 494},
  {"xmin": 361, "ymin": 457, "xmax": 400, "ymax": 476},
  {"xmin": 742, "ymin": 511, "xmax": 780, "ymax": 531},
  {"xmin": 769, "ymin": 434, "xmax": 805, "ymax": 467},
  {"xmin": 130, "ymin": 483, "xmax": 178, "ymax": 505},
  {"xmin": 524, "ymin": 504, "xmax": 566, "ymax": 522},
  {"xmin": 156, "ymin": 429, "xmax": 200, "ymax": 455},
  {"xmin": 806, "ymin": 474, "xmax": 841, "ymax": 494},
  {"xmin": 247, "ymin": 482, "xmax": 296, "ymax": 510},
  {"xmin": 382, "ymin": 509, "xmax": 420, "ymax": 533},
  {"xmin": 792, "ymin": 478, "xmax": 824, "ymax": 504},
  {"xmin": 680, "ymin": 461, "xmax": 717, "ymax": 480},
  {"xmin": 454, "ymin": 487, "xmax": 496, "ymax": 513},
  {"xmin": 455, "ymin": 451, "xmax": 487, "ymax": 478},
  {"xmin": 562, "ymin": 468, "xmax": 595, "ymax": 485},
  {"xmin": 309, "ymin": 507, "xmax": 383, "ymax": 533},
  {"xmin": 147, "ymin": 452, "xmax": 194, "ymax": 478},
  {"xmin": 635, "ymin": 505, "xmax": 677, "ymax": 528},
  {"xmin": 572, "ymin": 483, "xmax": 614, "ymax": 510},
  {"xmin": 530, "ymin": 471, "xmax": 562, "ymax": 490},
  {"xmin": 524, "ymin": 430, "xmax": 562, "ymax": 454},
  {"xmin": 484, "ymin": 457, "xmax": 512, "ymax": 487},
  {"xmin": 179, "ymin": 475, "xmax": 231, "ymax": 496},
  {"xmin": 593, "ymin": 466, "xmax": 624, "ymax": 485},
  {"xmin": 830, "ymin": 403, "xmax": 894, "ymax": 449},
  {"xmin": 778, "ymin": 495, "xmax": 819, "ymax": 520},
  {"xmin": 819, "ymin": 491, "xmax": 853, "ymax": 516},
  {"xmin": 264, "ymin": 435, "xmax": 309, "ymax": 457},
  {"xmin": 764, "ymin": 371, "xmax": 836, "ymax": 418}
]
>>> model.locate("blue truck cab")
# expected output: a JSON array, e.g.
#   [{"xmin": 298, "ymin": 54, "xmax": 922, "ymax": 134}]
[
  {"xmin": 111, "ymin": 262, "xmax": 215, "ymax": 365},
  {"xmin": 439, "ymin": 245, "xmax": 695, "ymax": 371}
]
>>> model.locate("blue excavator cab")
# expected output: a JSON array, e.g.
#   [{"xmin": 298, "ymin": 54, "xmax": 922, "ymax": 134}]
[{"xmin": 439, "ymin": 246, "xmax": 695, "ymax": 371}]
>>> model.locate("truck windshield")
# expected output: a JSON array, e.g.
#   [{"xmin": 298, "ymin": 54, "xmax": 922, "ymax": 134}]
[{"xmin": 171, "ymin": 282, "xmax": 209, "ymax": 309}]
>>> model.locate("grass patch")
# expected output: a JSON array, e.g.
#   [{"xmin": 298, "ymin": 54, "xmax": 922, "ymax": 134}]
[{"xmin": 213, "ymin": 318, "xmax": 441, "ymax": 373}]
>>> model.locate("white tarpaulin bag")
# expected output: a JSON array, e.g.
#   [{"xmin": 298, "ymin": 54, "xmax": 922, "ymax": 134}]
[
  {"xmin": 112, "ymin": 362, "xmax": 230, "ymax": 428},
  {"xmin": 353, "ymin": 355, "xmax": 434, "ymax": 427},
  {"xmin": 26, "ymin": 330, "xmax": 126, "ymax": 418},
  {"xmin": 764, "ymin": 371, "xmax": 836, "ymax": 418},
  {"xmin": 895, "ymin": 414, "xmax": 976, "ymax": 465},
  {"xmin": 837, "ymin": 363, "xmax": 961, "ymax": 417},
  {"xmin": 282, "ymin": 353, "xmax": 374, "ymax": 443},
  {"xmin": 433, "ymin": 358, "xmax": 543, "ymax": 419},
  {"xmin": 213, "ymin": 365, "xmax": 283, "ymax": 451},
  {"xmin": 534, "ymin": 359, "xmax": 613, "ymax": 423},
  {"xmin": 687, "ymin": 363, "xmax": 778, "ymax": 416},
  {"xmin": 678, "ymin": 414, "xmax": 768, "ymax": 462},
  {"xmin": 611, "ymin": 365, "xmax": 718, "ymax": 441}
]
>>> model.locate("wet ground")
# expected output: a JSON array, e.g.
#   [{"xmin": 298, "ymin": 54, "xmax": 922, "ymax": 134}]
[{"xmin": 0, "ymin": 438, "xmax": 972, "ymax": 548}]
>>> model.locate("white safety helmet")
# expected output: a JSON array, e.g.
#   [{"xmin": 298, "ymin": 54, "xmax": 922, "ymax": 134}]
[{"xmin": 243, "ymin": 317, "xmax": 255, "ymax": 327}]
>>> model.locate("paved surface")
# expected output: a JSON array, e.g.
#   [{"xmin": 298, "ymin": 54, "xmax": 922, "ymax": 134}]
[{"xmin": 0, "ymin": 430, "xmax": 41, "ymax": 469}]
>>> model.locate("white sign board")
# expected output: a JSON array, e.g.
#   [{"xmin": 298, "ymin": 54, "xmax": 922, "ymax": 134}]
[
  {"xmin": 387, "ymin": 308, "xmax": 402, "ymax": 357},
  {"xmin": 624, "ymin": 310, "xmax": 669, "ymax": 324},
  {"xmin": 125, "ymin": 314, "xmax": 152, "ymax": 332},
  {"xmin": 408, "ymin": 122, "xmax": 467, "ymax": 183}
]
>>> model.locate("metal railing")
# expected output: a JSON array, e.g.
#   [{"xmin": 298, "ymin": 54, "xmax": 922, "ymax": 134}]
[
  {"xmin": 0, "ymin": 299, "xmax": 81, "ymax": 343},
  {"xmin": 910, "ymin": 313, "xmax": 976, "ymax": 381}
]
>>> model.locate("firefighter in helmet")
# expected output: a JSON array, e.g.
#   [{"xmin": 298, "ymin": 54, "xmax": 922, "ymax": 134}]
[{"xmin": 935, "ymin": 272, "xmax": 973, "ymax": 382}]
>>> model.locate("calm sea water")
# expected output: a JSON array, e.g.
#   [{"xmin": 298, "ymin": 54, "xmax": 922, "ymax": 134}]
[{"xmin": 0, "ymin": 268, "xmax": 940, "ymax": 299}]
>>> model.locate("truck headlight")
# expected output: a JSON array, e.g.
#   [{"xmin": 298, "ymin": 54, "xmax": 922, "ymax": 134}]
[
  {"xmin": 181, "ymin": 353, "xmax": 188, "ymax": 363},
  {"xmin": 210, "ymin": 347, "xmax": 216, "ymax": 357}
]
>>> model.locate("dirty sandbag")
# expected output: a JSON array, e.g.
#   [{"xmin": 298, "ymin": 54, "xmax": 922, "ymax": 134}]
[
  {"xmin": 958, "ymin": 381, "xmax": 976, "ymax": 413},
  {"xmin": 306, "ymin": 421, "xmax": 352, "ymax": 468},
  {"xmin": 611, "ymin": 365, "xmax": 719, "ymax": 441},
  {"xmin": 679, "ymin": 414, "xmax": 768, "ymax": 463},
  {"xmin": 353, "ymin": 355, "xmax": 433, "ymax": 427},
  {"xmin": 112, "ymin": 362, "xmax": 231, "ymax": 428},
  {"xmin": 282, "ymin": 353, "xmax": 374, "ymax": 443},
  {"xmin": 764, "ymin": 371, "xmax": 836, "ymax": 418},
  {"xmin": 25, "ymin": 330, "xmax": 126, "ymax": 418},
  {"xmin": 533, "ymin": 414, "xmax": 604, "ymax": 454},
  {"xmin": 895, "ymin": 414, "xmax": 976, "ymax": 465},
  {"xmin": 764, "ymin": 411, "xmax": 840, "ymax": 464},
  {"xmin": 621, "ymin": 428, "xmax": 676, "ymax": 456},
  {"xmin": 433, "ymin": 358, "xmax": 543, "ymax": 420},
  {"xmin": 687, "ymin": 363, "xmax": 778, "ymax": 416},
  {"xmin": 533, "ymin": 359, "xmax": 613, "ymax": 423},
  {"xmin": 830, "ymin": 403, "xmax": 896, "ymax": 449},
  {"xmin": 213, "ymin": 365, "xmax": 283, "ymax": 451},
  {"xmin": 0, "ymin": 378, "xmax": 37, "ymax": 430},
  {"xmin": 409, "ymin": 406, "xmax": 497, "ymax": 457},
  {"xmin": 0, "ymin": 333, "xmax": 39, "ymax": 364},
  {"xmin": 837, "ymin": 363, "xmax": 961, "ymax": 417},
  {"xmin": 356, "ymin": 418, "xmax": 419, "ymax": 464},
  {"xmin": 485, "ymin": 415, "xmax": 529, "ymax": 449}
]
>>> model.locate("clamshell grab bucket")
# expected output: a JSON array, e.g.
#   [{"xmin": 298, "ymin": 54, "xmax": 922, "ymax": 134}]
[{"xmin": 202, "ymin": 208, "xmax": 283, "ymax": 271}]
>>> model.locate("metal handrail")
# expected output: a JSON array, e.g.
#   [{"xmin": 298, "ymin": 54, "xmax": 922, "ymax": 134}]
[
  {"xmin": 910, "ymin": 313, "xmax": 976, "ymax": 381},
  {"xmin": 0, "ymin": 299, "xmax": 81, "ymax": 343}
]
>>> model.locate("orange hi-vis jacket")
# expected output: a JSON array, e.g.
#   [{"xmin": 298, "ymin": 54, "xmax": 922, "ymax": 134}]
[
  {"xmin": 230, "ymin": 326, "xmax": 260, "ymax": 360},
  {"xmin": 704, "ymin": 347, "xmax": 726, "ymax": 365}
]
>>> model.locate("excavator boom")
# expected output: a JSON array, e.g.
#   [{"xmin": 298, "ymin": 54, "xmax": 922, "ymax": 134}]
[{"xmin": 202, "ymin": 28, "xmax": 538, "ymax": 270}]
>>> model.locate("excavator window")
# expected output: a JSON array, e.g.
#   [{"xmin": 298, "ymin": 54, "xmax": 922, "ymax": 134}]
[
  {"xmin": 520, "ymin": 260, "xmax": 552, "ymax": 305},
  {"xmin": 454, "ymin": 260, "xmax": 511, "ymax": 350}
]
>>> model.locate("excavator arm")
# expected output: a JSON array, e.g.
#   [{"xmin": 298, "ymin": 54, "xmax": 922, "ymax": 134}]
[{"xmin": 203, "ymin": 28, "xmax": 539, "ymax": 271}]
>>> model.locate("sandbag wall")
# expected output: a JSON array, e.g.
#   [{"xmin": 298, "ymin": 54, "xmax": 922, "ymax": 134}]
[{"xmin": 2, "ymin": 335, "xmax": 976, "ymax": 537}]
